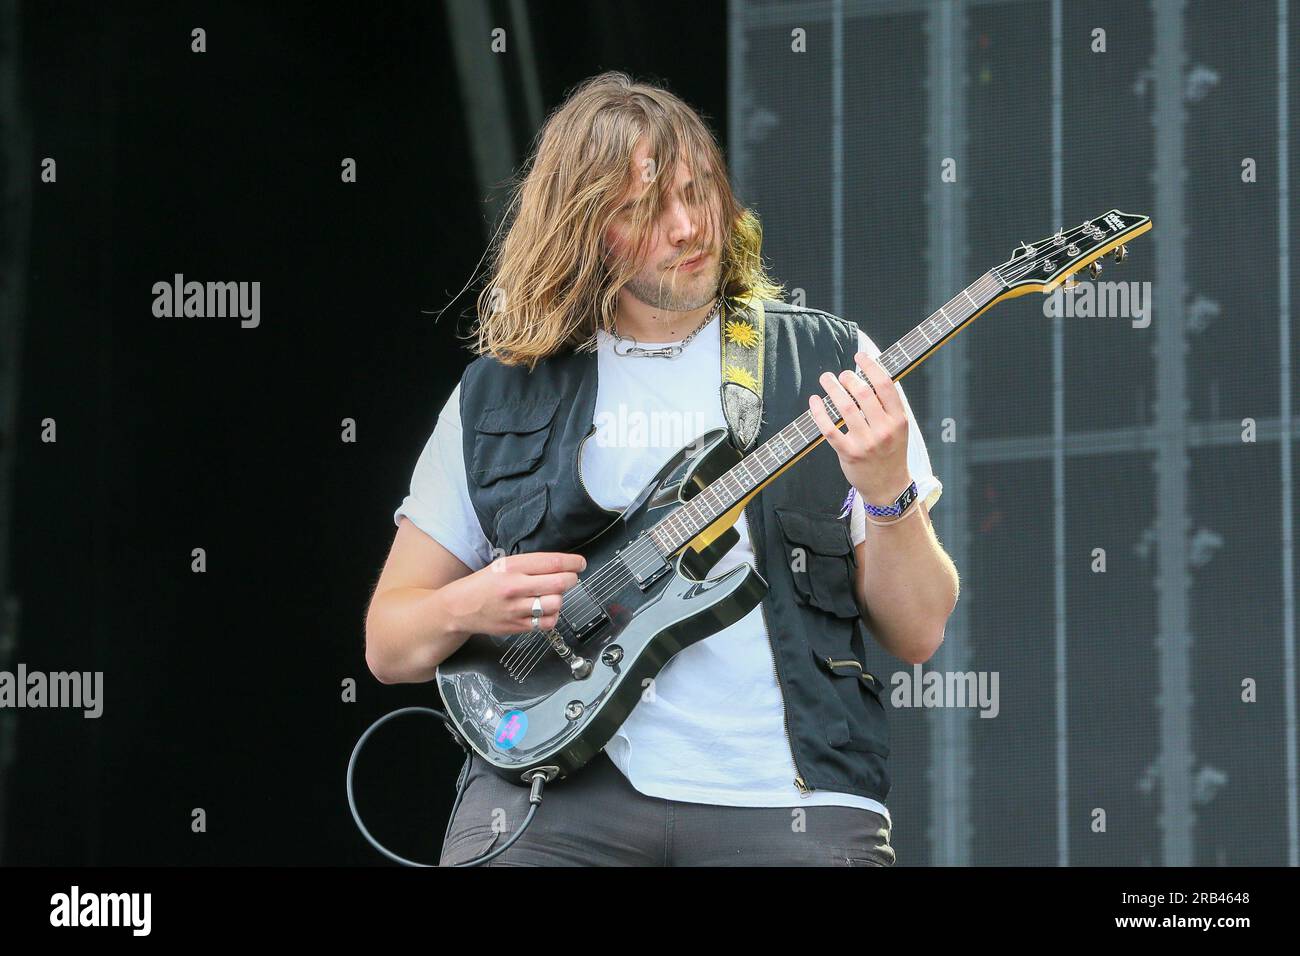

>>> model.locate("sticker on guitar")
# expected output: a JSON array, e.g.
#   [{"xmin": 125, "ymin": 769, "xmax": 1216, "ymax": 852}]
[{"xmin": 494, "ymin": 710, "xmax": 529, "ymax": 750}]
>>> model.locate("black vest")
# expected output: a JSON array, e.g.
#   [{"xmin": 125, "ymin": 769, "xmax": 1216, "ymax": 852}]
[{"xmin": 457, "ymin": 300, "xmax": 892, "ymax": 802}]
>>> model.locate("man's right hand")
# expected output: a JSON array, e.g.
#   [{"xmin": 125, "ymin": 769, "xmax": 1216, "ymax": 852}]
[{"xmin": 440, "ymin": 551, "xmax": 588, "ymax": 640}]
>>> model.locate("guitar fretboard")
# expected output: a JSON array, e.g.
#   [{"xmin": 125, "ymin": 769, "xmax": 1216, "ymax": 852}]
[{"xmin": 647, "ymin": 269, "xmax": 1003, "ymax": 556}]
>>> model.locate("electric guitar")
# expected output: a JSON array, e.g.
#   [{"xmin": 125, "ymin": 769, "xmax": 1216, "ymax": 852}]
[{"xmin": 438, "ymin": 209, "xmax": 1153, "ymax": 785}]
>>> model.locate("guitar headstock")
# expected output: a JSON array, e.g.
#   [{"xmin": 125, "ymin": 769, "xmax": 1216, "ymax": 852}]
[{"xmin": 995, "ymin": 209, "xmax": 1152, "ymax": 293}]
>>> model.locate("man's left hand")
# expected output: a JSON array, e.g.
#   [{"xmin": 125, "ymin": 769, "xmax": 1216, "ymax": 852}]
[{"xmin": 808, "ymin": 350, "xmax": 912, "ymax": 508}]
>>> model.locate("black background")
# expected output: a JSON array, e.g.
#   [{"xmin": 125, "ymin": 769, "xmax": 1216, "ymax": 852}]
[{"xmin": 7, "ymin": 0, "xmax": 726, "ymax": 865}]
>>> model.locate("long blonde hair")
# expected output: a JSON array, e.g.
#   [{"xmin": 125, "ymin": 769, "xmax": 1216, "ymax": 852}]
[{"xmin": 462, "ymin": 71, "xmax": 784, "ymax": 369}]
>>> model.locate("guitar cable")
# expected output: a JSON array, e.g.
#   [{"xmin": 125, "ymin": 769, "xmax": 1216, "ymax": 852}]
[{"xmin": 346, "ymin": 706, "xmax": 548, "ymax": 867}]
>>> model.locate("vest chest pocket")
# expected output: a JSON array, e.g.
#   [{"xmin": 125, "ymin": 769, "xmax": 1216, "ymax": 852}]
[
  {"xmin": 469, "ymin": 397, "xmax": 560, "ymax": 487},
  {"xmin": 773, "ymin": 506, "xmax": 861, "ymax": 619}
]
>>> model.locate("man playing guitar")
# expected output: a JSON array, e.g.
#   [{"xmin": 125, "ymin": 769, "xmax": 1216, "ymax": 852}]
[{"xmin": 365, "ymin": 71, "xmax": 959, "ymax": 866}]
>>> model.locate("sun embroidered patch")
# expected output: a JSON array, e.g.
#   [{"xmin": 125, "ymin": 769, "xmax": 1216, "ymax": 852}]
[
  {"xmin": 723, "ymin": 317, "xmax": 759, "ymax": 348},
  {"xmin": 723, "ymin": 364, "xmax": 759, "ymax": 392}
]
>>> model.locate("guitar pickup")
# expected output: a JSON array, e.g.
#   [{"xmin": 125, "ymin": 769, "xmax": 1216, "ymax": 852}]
[
  {"xmin": 630, "ymin": 560, "xmax": 669, "ymax": 589},
  {"xmin": 620, "ymin": 533, "xmax": 669, "ymax": 589}
]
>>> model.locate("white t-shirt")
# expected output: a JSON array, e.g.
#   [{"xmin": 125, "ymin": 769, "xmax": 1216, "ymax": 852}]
[{"xmin": 394, "ymin": 314, "xmax": 943, "ymax": 823}]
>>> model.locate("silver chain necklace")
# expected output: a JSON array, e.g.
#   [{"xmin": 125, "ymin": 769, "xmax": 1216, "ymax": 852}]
[{"xmin": 611, "ymin": 296, "xmax": 724, "ymax": 358}]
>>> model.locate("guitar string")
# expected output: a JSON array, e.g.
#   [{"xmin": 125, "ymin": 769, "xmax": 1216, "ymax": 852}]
[
  {"xmin": 499, "ymin": 231, "xmax": 1125, "ymax": 677},
  {"xmin": 501, "ymin": 525, "xmax": 699, "ymax": 678},
  {"xmin": 501, "ymin": 534, "xmax": 661, "ymax": 675},
  {"xmin": 500, "ymin": 390, "xmax": 874, "ymax": 678},
  {"xmin": 498, "ymin": 394, "xmax": 874, "ymax": 677},
  {"xmin": 503, "ymin": 633, "xmax": 549, "ymax": 678},
  {"xmin": 514, "ymin": 224, "xmax": 1115, "ymax": 636},
  {"xmin": 499, "ymin": 269, "xmax": 1013, "ymax": 674},
  {"xmin": 506, "ymin": 270, "xmax": 1007, "ymax": 618},
  {"xmin": 518, "ymin": 441, "xmax": 783, "ymax": 636},
  {"xmin": 502, "ymin": 238, "xmax": 1108, "ymax": 679}
]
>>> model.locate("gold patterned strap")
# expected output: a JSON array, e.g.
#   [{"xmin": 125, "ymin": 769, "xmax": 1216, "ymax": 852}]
[{"xmin": 719, "ymin": 295, "xmax": 765, "ymax": 451}]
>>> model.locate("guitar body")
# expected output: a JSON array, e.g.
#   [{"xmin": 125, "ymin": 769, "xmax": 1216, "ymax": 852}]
[{"xmin": 436, "ymin": 426, "xmax": 769, "ymax": 784}]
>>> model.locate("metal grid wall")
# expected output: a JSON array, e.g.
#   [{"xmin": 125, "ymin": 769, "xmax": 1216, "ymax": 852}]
[{"xmin": 729, "ymin": 0, "xmax": 1296, "ymax": 866}]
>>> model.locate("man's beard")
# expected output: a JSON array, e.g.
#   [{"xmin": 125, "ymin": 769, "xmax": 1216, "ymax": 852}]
[{"xmin": 620, "ymin": 260, "xmax": 719, "ymax": 314}]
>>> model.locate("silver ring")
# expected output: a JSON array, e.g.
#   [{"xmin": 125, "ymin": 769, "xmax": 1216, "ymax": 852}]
[{"xmin": 531, "ymin": 596, "xmax": 543, "ymax": 632}]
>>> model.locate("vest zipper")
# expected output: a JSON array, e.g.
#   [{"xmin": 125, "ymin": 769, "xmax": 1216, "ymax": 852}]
[
  {"xmin": 576, "ymin": 423, "xmax": 620, "ymax": 517},
  {"xmin": 745, "ymin": 498, "xmax": 811, "ymax": 797}
]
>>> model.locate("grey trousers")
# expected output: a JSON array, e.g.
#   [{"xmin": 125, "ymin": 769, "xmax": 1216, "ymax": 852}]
[{"xmin": 440, "ymin": 750, "xmax": 896, "ymax": 867}]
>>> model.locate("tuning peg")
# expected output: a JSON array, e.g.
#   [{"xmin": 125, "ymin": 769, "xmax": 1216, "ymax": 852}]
[
  {"xmin": 1089, "ymin": 260, "xmax": 1103, "ymax": 279},
  {"xmin": 1062, "ymin": 274, "xmax": 1079, "ymax": 291},
  {"xmin": 1112, "ymin": 244, "xmax": 1128, "ymax": 262}
]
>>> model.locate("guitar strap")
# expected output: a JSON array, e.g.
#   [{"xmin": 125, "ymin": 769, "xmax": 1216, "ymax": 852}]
[{"xmin": 718, "ymin": 295, "xmax": 765, "ymax": 452}]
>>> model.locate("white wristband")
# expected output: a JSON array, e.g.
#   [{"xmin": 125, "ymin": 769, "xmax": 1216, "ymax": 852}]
[{"xmin": 866, "ymin": 501, "xmax": 922, "ymax": 529}]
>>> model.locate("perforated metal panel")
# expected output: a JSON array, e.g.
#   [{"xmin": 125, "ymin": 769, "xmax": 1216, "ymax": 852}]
[{"xmin": 729, "ymin": 0, "xmax": 1297, "ymax": 866}]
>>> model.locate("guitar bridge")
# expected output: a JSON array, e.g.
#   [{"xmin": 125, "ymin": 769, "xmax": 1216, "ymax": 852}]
[{"xmin": 499, "ymin": 627, "xmax": 592, "ymax": 682}]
